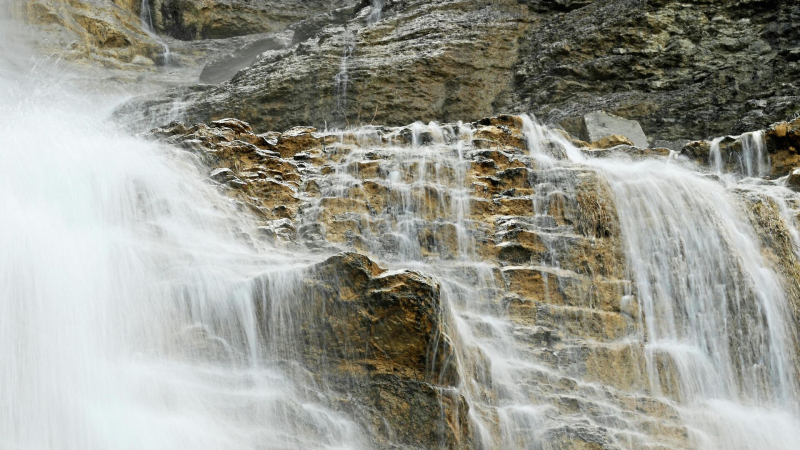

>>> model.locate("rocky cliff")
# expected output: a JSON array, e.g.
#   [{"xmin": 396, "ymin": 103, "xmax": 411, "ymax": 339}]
[{"xmin": 119, "ymin": 0, "xmax": 799, "ymax": 143}]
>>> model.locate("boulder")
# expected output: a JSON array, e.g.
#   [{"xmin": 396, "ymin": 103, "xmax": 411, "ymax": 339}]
[{"xmin": 580, "ymin": 111, "xmax": 649, "ymax": 149}]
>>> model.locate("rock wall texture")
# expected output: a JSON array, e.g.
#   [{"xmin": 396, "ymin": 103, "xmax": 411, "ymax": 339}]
[
  {"xmin": 122, "ymin": 0, "xmax": 799, "ymax": 142},
  {"xmin": 21, "ymin": 0, "xmax": 165, "ymax": 68},
  {"xmin": 149, "ymin": 0, "xmax": 358, "ymax": 40},
  {"xmin": 146, "ymin": 114, "xmax": 800, "ymax": 448}
]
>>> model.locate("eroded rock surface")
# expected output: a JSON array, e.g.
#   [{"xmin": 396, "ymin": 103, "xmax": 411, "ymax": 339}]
[
  {"xmin": 148, "ymin": 113, "xmax": 800, "ymax": 449},
  {"xmin": 125, "ymin": 0, "xmax": 798, "ymax": 141},
  {"xmin": 150, "ymin": 0, "xmax": 357, "ymax": 40},
  {"xmin": 253, "ymin": 252, "xmax": 469, "ymax": 449}
]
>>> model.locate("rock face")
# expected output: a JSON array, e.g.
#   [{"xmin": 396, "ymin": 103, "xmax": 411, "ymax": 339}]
[
  {"xmin": 254, "ymin": 252, "xmax": 469, "ymax": 449},
  {"xmin": 123, "ymin": 0, "xmax": 798, "ymax": 141},
  {"xmin": 679, "ymin": 117, "xmax": 800, "ymax": 180},
  {"xmin": 21, "ymin": 0, "xmax": 165, "ymax": 68},
  {"xmin": 516, "ymin": 0, "xmax": 800, "ymax": 141},
  {"xmin": 150, "ymin": 0, "xmax": 357, "ymax": 40},
  {"xmin": 121, "ymin": 0, "xmax": 531, "ymax": 130}
]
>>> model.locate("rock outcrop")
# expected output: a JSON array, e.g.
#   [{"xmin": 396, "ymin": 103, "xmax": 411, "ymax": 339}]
[
  {"xmin": 679, "ymin": 117, "xmax": 800, "ymax": 180},
  {"xmin": 150, "ymin": 0, "xmax": 358, "ymax": 40},
  {"xmin": 254, "ymin": 252, "xmax": 469, "ymax": 449},
  {"xmin": 147, "ymin": 115, "xmax": 688, "ymax": 448},
  {"xmin": 123, "ymin": 0, "xmax": 798, "ymax": 142},
  {"xmin": 21, "ymin": 0, "xmax": 165, "ymax": 68},
  {"xmin": 579, "ymin": 111, "xmax": 649, "ymax": 149}
]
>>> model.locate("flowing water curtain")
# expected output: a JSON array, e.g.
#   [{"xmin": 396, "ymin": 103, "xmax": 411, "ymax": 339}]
[
  {"xmin": 0, "ymin": 18, "xmax": 363, "ymax": 449},
  {"xmin": 529, "ymin": 119, "xmax": 800, "ymax": 448}
]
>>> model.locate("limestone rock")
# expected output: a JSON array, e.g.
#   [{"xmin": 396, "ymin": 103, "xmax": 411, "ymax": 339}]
[
  {"xmin": 589, "ymin": 134, "xmax": 635, "ymax": 149},
  {"xmin": 765, "ymin": 117, "xmax": 800, "ymax": 177},
  {"xmin": 122, "ymin": 0, "xmax": 530, "ymax": 131},
  {"xmin": 22, "ymin": 0, "xmax": 165, "ymax": 69},
  {"xmin": 580, "ymin": 111, "xmax": 648, "ymax": 149}
]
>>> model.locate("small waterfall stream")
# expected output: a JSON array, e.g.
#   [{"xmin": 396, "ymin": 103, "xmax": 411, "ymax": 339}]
[
  {"xmin": 139, "ymin": 0, "xmax": 171, "ymax": 65},
  {"xmin": 529, "ymin": 118, "xmax": 800, "ymax": 448}
]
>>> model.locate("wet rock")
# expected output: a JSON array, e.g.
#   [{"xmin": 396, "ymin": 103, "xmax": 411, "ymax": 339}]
[
  {"xmin": 765, "ymin": 118, "xmax": 800, "ymax": 177},
  {"xmin": 680, "ymin": 140, "xmax": 712, "ymax": 161},
  {"xmin": 22, "ymin": 0, "xmax": 166, "ymax": 69},
  {"xmin": 151, "ymin": 114, "xmax": 760, "ymax": 449},
  {"xmin": 787, "ymin": 168, "xmax": 800, "ymax": 191},
  {"xmin": 122, "ymin": 1, "xmax": 799, "ymax": 140},
  {"xmin": 652, "ymin": 139, "xmax": 690, "ymax": 152},
  {"xmin": 255, "ymin": 252, "xmax": 469, "ymax": 448},
  {"xmin": 122, "ymin": 0, "xmax": 531, "ymax": 131},
  {"xmin": 588, "ymin": 134, "xmax": 634, "ymax": 149},
  {"xmin": 199, "ymin": 33, "xmax": 292, "ymax": 83}
]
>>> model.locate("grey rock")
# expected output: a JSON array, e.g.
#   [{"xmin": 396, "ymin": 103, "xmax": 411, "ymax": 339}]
[
  {"xmin": 199, "ymin": 32, "xmax": 292, "ymax": 84},
  {"xmin": 119, "ymin": 0, "xmax": 800, "ymax": 142},
  {"xmin": 150, "ymin": 0, "xmax": 358, "ymax": 40},
  {"xmin": 580, "ymin": 111, "xmax": 649, "ymax": 148}
]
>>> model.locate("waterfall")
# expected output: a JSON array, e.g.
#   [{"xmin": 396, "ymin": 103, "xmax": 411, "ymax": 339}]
[
  {"xmin": 0, "ymin": 19, "xmax": 362, "ymax": 450},
  {"xmin": 523, "ymin": 116, "xmax": 800, "ymax": 449},
  {"xmin": 4, "ymin": 0, "xmax": 800, "ymax": 445},
  {"xmin": 334, "ymin": 31, "xmax": 356, "ymax": 126},
  {"xmin": 311, "ymin": 122, "xmax": 556, "ymax": 448},
  {"xmin": 709, "ymin": 131, "xmax": 770, "ymax": 178},
  {"xmin": 139, "ymin": 0, "xmax": 171, "ymax": 66},
  {"xmin": 368, "ymin": 0, "xmax": 383, "ymax": 25}
]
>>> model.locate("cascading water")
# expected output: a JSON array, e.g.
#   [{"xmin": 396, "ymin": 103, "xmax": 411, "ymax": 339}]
[
  {"xmin": 4, "ymin": 0, "xmax": 800, "ymax": 446},
  {"xmin": 368, "ymin": 0, "xmax": 383, "ymax": 24},
  {"xmin": 334, "ymin": 31, "xmax": 356, "ymax": 126},
  {"xmin": 0, "ymin": 12, "xmax": 363, "ymax": 450},
  {"xmin": 309, "ymin": 122, "xmax": 558, "ymax": 448},
  {"xmin": 523, "ymin": 116, "xmax": 800, "ymax": 449},
  {"xmin": 709, "ymin": 131, "xmax": 770, "ymax": 178},
  {"xmin": 311, "ymin": 114, "xmax": 800, "ymax": 448}
]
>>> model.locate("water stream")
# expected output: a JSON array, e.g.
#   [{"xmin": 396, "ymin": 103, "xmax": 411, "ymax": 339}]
[{"xmin": 140, "ymin": 0, "xmax": 171, "ymax": 66}]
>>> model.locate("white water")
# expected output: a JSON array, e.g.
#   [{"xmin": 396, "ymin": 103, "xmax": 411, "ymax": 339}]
[
  {"xmin": 368, "ymin": 0, "xmax": 383, "ymax": 24},
  {"xmin": 523, "ymin": 116, "xmax": 800, "ymax": 449},
  {"xmin": 709, "ymin": 131, "xmax": 769, "ymax": 178},
  {"xmin": 334, "ymin": 31, "xmax": 356, "ymax": 125},
  {"xmin": 0, "ymin": 11, "xmax": 362, "ymax": 450}
]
